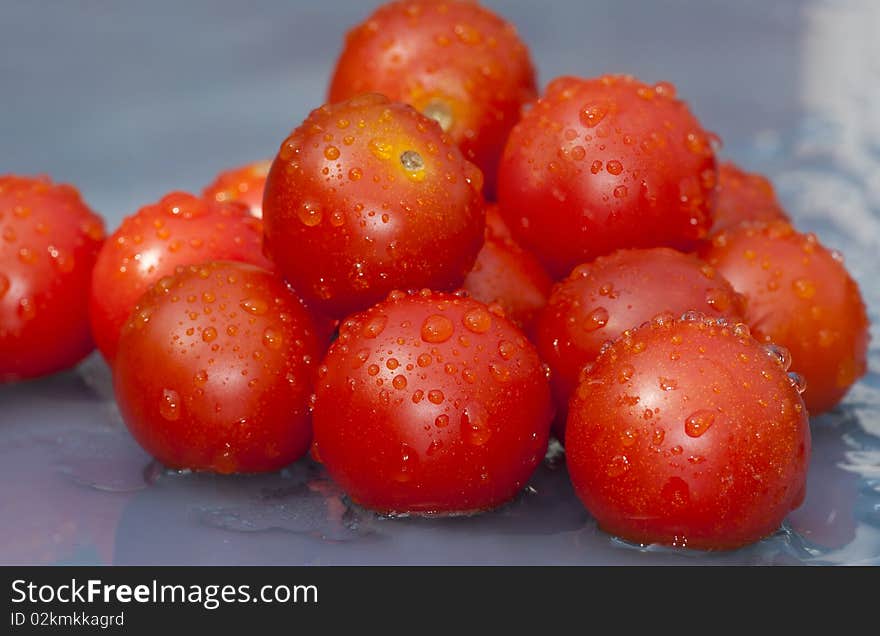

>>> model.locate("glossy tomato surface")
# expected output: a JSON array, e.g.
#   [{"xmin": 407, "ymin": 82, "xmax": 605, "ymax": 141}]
[
  {"xmin": 202, "ymin": 159, "xmax": 271, "ymax": 218},
  {"xmin": 498, "ymin": 75, "xmax": 717, "ymax": 277},
  {"xmin": 711, "ymin": 161, "xmax": 789, "ymax": 232},
  {"xmin": 328, "ymin": 0, "xmax": 536, "ymax": 196},
  {"xmin": 0, "ymin": 175, "xmax": 105, "ymax": 381},
  {"xmin": 90, "ymin": 192, "xmax": 272, "ymax": 362},
  {"xmin": 462, "ymin": 234, "xmax": 552, "ymax": 333},
  {"xmin": 312, "ymin": 290, "xmax": 553, "ymax": 514},
  {"xmin": 699, "ymin": 220, "xmax": 869, "ymax": 414},
  {"xmin": 113, "ymin": 261, "xmax": 321, "ymax": 474},
  {"xmin": 263, "ymin": 94, "xmax": 485, "ymax": 319},
  {"xmin": 536, "ymin": 247, "xmax": 745, "ymax": 436},
  {"xmin": 566, "ymin": 316, "xmax": 811, "ymax": 550}
]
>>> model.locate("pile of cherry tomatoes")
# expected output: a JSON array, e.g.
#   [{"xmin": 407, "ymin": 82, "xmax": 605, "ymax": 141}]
[{"xmin": 0, "ymin": 0, "xmax": 870, "ymax": 551}]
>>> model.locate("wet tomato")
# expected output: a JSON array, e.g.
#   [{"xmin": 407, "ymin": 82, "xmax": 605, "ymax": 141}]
[
  {"xmin": 498, "ymin": 75, "xmax": 717, "ymax": 277},
  {"xmin": 462, "ymin": 234, "xmax": 553, "ymax": 334},
  {"xmin": 263, "ymin": 94, "xmax": 485, "ymax": 319},
  {"xmin": 90, "ymin": 192, "xmax": 271, "ymax": 362},
  {"xmin": 312, "ymin": 290, "xmax": 553, "ymax": 514},
  {"xmin": 113, "ymin": 261, "xmax": 321, "ymax": 474},
  {"xmin": 202, "ymin": 159, "xmax": 271, "ymax": 218},
  {"xmin": 710, "ymin": 161, "xmax": 789, "ymax": 232},
  {"xmin": 699, "ymin": 220, "xmax": 869, "ymax": 413},
  {"xmin": 535, "ymin": 248, "xmax": 745, "ymax": 437},
  {"xmin": 328, "ymin": 0, "xmax": 536, "ymax": 196},
  {"xmin": 566, "ymin": 316, "xmax": 810, "ymax": 550},
  {"xmin": 0, "ymin": 175, "xmax": 105, "ymax": 381}
]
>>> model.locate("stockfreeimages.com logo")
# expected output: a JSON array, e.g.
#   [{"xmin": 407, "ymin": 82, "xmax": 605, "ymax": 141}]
[{"xmin": 11, "ymin": 579, "xmax": 318, "ymax": 610}]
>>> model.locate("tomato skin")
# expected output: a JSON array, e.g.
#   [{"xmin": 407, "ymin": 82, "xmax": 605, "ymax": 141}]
[
  {"xmin": 462, "ymin": 235, "xmax": 552, "ymax": 334},
  {"xmin": 328, "ymin": 0, "xmax": 536, "ymax": 196},
  {"xmin": 498, "ymin": 75, "xmax": 717, "ymax": 277},
  {"xmin": 535, "ymin": 248, "xmax": 745, "ymax": 437},
  {"xmin": 699, "ymin": 221, "xmax": 869, "ymax": 414},
  {"xmin": 89, "ymin": 192, "xmax": 272, "ymax": 363},
  {"xmin": 113, "ymin": 261, "xmax": 321, "ymax": 474},
  {"xmin": 566, "ymin": 316, "xmax": 810, "ymax": 550},
  {"xmin": 263, "ymin": 94, "xmax": 485, "ymax": 319},
  {"xmin": 0, "ymin": 175, "xmax": 105, "ymax": 381},
  {"xmin": 711, "ymin": 162, "xmax": 789, "ymax": 232},
  {"xmin": 312, "ymin": 290, "xmax": 553, "ymax": 514},
  {"xmin": 202, "ymin": 160, "xmax": 271, "ymax": 218}
]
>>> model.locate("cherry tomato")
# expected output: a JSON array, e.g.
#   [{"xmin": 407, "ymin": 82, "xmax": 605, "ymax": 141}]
[
  {"xmin": 462, "ymin": 235, "xmax": 552, "ymax": 333},
  {"xmin": 0, "ymin": 175, "xmax": 105, "ymax": 381},
  {"xmin": 202, "ymin": 159, "xmax": 271, "ymax": 218},
  {"xmin": 535, "ymin": 248, "xmax": 745, "ymax": 437},
  {"xmin": 699, "ymin": 220, "xmax": 869, "ymax": 413},
  {"xmin": 90, "ymin": 192, "xmax": 272, "ymax": 362},
  {"xmin": 312, "ymin": 290, "xmax": 553, "ymax": 514},
  {"xmin": 113, "ymin": 261, "xmax": 321, "ymax": 474},
  {"xmin": 566, "ymin": 316, "xmax": 810, "ymax": 550},
  {"xmin": 497, "ymin": 75, "xmax": 717, "ymax": 277},
  {"xmin": 711, "ymin": 161, "xmax": 789, "ymax": 232},
  {"xmin": 328, "ymin": 0, "xmax": 536, "ymax": 196},
  {"xmin": 263, "ymin": 94, "xmax": 485, "ymax": 319}
]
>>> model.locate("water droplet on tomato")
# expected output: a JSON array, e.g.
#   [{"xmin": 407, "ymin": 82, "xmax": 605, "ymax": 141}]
[
  {"xmin": 461, "ymin": 404, "xmax": 491, "ymax": 446},
  {"xmin": 421, "ymin": 314, "xmax": 454, "ymax": 343},
  {"xmin": 159, "ymin": 389, "xmax": 181, "ymax": 421},
  {"xmin": 685, "ymin": 410, "xmax": 716, "ymax": 437}
]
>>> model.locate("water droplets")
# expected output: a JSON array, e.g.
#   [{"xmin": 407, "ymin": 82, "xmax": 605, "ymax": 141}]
[
  {"xmin": 427, "ymin": 389, "xmax": 445, "ymax": 405},
  {"xmin": 791, "ymin": 278, "xmax": 816, "ymax": 300},
  {"xmin": 421, "ymin": 314, "xmax": 454, "ymax": 343},
  {"xmin": 764, "ymin": 343, "xmax": 792, "ymax": 370},
  {"xmin": 787, "ymin": 372, "xmax": 807, "ymax": 394},
  {"xmin": 201, "ymin": 326, "xmax": 218, "ymax": 343},
  {"xmin": 606, "ymin": 455, "xmax": 630, "ymax": 478},
  {"xmin": 461, "ymin": 404, "xmax": 492, "ymax": 446},
  {"xmin": 583, "ymin": 307, "xmax": 609, "ymax": 332},
  {"xmin": 262, "ymin": 327, "xmax": 283, "ymax": 350},
  {"xmin": 462, "ymin": 307, "xmax": 492, "ymax": 333},
  {"xmin": 240, "ymin": 298, "xmax": 268, "ymax": 316},
  {"xmin": 684, "ymin": 410, "xmax": 716, "ymax": 438},
  {"xmin": 400, "ymin": 150, "xmax": 425, "ymax": 172},
  {"xmin": 362, "ymin": 314, "xmax": 387, "ymax": 338},
  {"xmin": 497, "ymin": 340, "xmax": 515, "ymax": 360},
  {"xmin": 579, "ymin": 102, "xmax": 609, "ymax": 128},
  {"xmin": 394, "ymin": 443, "xmax": 419, "ymax": 483},
  {"xmin": 658, "ymin": 377, "xmax": 678, "ymax": 391},
  {"xmin": 0, "ymin": 273, "xmax": 9, "ymax": 299},
  {"xmin": 297, "ymin": 202, "xmax": 323, "ymax": 227},
  {"xmin": 159, "ymin": 388, "xmax": 181, "ymax": 421}
]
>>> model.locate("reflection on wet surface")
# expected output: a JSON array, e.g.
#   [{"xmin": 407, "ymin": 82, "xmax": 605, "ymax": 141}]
[{"xmin": 1, "ymin": 0, "xmax": 879, "ymax": 565}]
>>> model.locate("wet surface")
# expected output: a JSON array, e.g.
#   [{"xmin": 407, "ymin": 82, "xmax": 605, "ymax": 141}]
[{"xmin": 1, "ymin": 0, "xmax": 879, "ymax": 564}]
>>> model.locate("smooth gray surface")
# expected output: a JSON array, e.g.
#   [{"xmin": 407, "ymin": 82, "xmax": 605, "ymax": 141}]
[{"xmin": 1, "ymin": 0, "xmax": 879, "ymax": 564}]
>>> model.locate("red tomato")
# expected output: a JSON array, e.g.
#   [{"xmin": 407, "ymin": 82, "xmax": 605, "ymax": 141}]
[
  {"xmin": 462, "ymin": 235, "xmax": 552, "ymax": 333},
  {"xmin": 497, "ymin": 75, "xmax": 717, "ymax": 277},
  {"xmin": 312, "ymin": 290, "xmax": 553, "ymax": 514},
  {"xmin": 566, "ymin": 316, "xmax": 811, "ymax": 550},
  {"xmin": 202, "ymin": 159, "xmax": 271, "ymax": 218},
  {"xmin": 328, "ymin": 0, "xmax": 536, "ymax": 196},
  {"xmin": 711, "ymin": 162, "xmax": 789, "ymax": 232},
  {"xmin": 699, "ymin": 221, "xmax": 869, "ymax": 414},
  {"xmin": 0, "ymin": 175, "xmax": 105, "ymax": 381},
  {"xmin": 263, "ymin": 94, "xmax": 485, "ymax": 319},
  {"xmin": 89, "ymin": 192, "xmax": 272, "ymax": 362},
  {"xmin": 535, "ymin": 248, "xmax": 745, "ymax": 437},
  {"xmin": 113, "ymin": 261, "xmax": 321, "ymax": 473}
]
